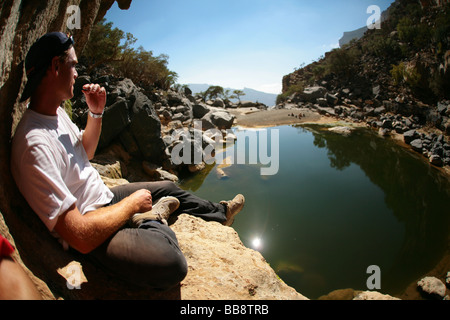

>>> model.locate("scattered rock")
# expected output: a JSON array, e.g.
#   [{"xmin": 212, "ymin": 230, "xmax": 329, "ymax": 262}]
[
  {"xmin": 316, "ymin": 106, "xmax": 336, "ymax": 117},
  {"xmin": 212, "ymin": 98, "xmax": 225, "ymax": 108},
  {"xmin": 325, "ymin": 93, "xmax": 339, "ymax": 106},
  {"xmin": 404, "ymin": 130, "xmax": 420, "ymax": 144},
  {"xmin": 142, "ymin": 161, "xmax": 179, "ymax": 183},
  {"xmin": 91, "ymin": 161, "xmax": 123, "ymax": 180},
  {"xmin": 193, "ymin": 103, "xmax": 211, "ymax": 119},
  {"xmin": 188, "ymin": 162, "xmax": 206, "ymax": 173},
  {"xmin": 374, "ymin": 106, "xmax": 386, "ymax": 116},
  {"xmin": 353, "ymin": 291, "xmax": 401, "ymax": 300},
  {"xmin": 318, "ymin": 288, "xmax": 357, "ymax": 300},
  {"xmin": 410, "ymin": 139, "xmax": 423, "ymax": 153},
  {"xmin": 417, "ymin": 276, "xmax": 447, "ymax": 298},
  {"xmin": 209, "ymin": 111, "xmax": 236, "ymax": 130},
  {"xmin": 429, "ymin": 154, "xmax": 443, "ymax": 167},
  {"xmin": 216, "ymin": 168, "xmax": 229, "ymax": 180},
  {"xmin": 378, "ymin": 128, "xmax": 391, "ymax": 137},
  {"xmin": 328, "ymin": 126, "xmax": 354, "ymax": 136},
  {"xmin": 296, "ymin": 86, "xmax": 327, "ymax": 103},
  {"xmin": 239, "ymin": 101, "xmax": 260, "ymax": 109},
  {"xmin": 382, "ymin": 119, "xmax": 393, "ymax": 129}
]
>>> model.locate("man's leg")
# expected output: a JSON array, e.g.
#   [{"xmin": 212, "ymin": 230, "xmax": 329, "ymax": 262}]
[
  {"xmin": 89, "ymin": 221, "xmax": 188, "ymax": 290},
  {"xmin": 0, "ymin": 257, "xmax": 43, "ymax": 300},
  {"xmin": 111, "ymin": 181, "xmax": 229, "ymax": 223},
  {"xmin": 88, "ymin": 181, "xmax": 242, "ymax": 290},
  {"xmin": 88, "ymin": 180, "xmax": 227, "ymax": 290}
]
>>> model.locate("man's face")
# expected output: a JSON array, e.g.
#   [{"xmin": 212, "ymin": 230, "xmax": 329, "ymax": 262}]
[{"xmin": 57, "ymin": 47, "xmax": 78, "ymax": 100}]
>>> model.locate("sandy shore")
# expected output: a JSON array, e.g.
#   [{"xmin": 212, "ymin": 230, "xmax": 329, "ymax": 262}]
[
  {"xmin": 229, "ymin": 107, "xmax": 318, "ymax": 128},
  {"xmin": 229, "ymin": 107, "xmax": 357, "ymax": 128}
]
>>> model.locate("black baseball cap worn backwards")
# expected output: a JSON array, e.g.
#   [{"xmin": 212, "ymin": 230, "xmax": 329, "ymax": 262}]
[{"xmin": 21, "ymin": 32, "xmax": 74, "ymax": 102}]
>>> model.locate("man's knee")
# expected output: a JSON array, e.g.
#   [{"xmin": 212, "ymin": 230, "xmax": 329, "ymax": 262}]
[
  {"xmin": 156, "ymin": 180, "xmax": 178, "ymax": 193},
  {"xmin": 145, "ymin": 180, "xmax": 181, "ymax": 201},
  {"xmin": 108, "ymin": 225, "xmax": 187, "ymax": 290},
  {"xmin": 146, "ymin": 250, "xmax": 188, "ymax": 290},
  {"xmin": 0, "ymin": 258, "xmax": 42, "ymax": 300},
  {"xmin": 163, "ymin": 252, "xmax": 188, "ymax": 288}
]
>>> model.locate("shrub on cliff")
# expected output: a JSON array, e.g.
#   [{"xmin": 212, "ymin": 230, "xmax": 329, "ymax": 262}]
[
  {"xmin": 390, "ymin": 62, "xmax": 422, "ymax": 89},
  {"xmin": 397, "ymin": 17, "xmax": 432, "ymax": 51},
  {"xmin": 118, "ymin": 46, "xmax": 178, "ymax": 91},
  {"xmin": 434, "ymin": 5, "xmax": 450, "ymax": 54},
  {"xmin": 364, "ymin": 35, "xmax": 403, "ymax": 60},
  {"xmin": 324, "ymin": 45, "xmax": 362, "ymax": 78},
  {"xmin": 276, "ymin": 81, "xmax": 305, "ymax": 105},
  {"xmin": 82, "ymin": 19, "xmax": 177, "ymax": 91}
]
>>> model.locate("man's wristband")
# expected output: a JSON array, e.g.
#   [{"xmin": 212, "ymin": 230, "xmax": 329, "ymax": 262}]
[{"xmin": 89, "ymin": 110, "xmax": 104, "ymax": 119}]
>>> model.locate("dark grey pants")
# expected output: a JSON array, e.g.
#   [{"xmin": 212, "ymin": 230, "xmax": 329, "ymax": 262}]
[{"xmin": 89, "ymin": 181, "xmax": 227, "ymax": 290}]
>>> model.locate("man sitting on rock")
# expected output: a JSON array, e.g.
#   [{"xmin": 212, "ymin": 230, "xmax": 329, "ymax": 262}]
[{"xmin": 11, "ymin": 32, "xmax": 245, "ymax": 290}]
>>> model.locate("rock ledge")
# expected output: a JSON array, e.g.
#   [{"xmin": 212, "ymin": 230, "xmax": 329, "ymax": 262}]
[{"xmin": 171, "ymin": 214, "xmax": 308, "ymax": 300}]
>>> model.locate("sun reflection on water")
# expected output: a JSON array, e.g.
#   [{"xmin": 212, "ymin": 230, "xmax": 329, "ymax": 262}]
[{"xmin": 251, "ymin": 237, "xmax": 263, "ymax": 250}]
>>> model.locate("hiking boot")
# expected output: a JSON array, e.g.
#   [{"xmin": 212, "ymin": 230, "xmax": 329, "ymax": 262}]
[
  {"xmin": 220, "ymin": 194, "xmax": 245, "ymax": 226},
  {"xmin": 130, "ymin": 196, "xmax": 180, "ymax": 227}
]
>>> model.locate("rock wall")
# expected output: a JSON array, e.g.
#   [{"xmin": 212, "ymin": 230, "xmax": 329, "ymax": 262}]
[{"xmin": 419, "ymin": 0, "xmax": 450, "ymax": 8}]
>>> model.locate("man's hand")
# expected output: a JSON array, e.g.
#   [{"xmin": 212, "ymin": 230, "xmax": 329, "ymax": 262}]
[
  {"xmin": 55, "ymin": 189, "xmax": 154, "ymax": 254},
  {"xmin": 83, "ymin": 83, "xmax": 106, "ymax": 115},
  {"xmin": 129, "ymin": 189, "xmax": 153, "ymax": 214},
  {"xmin": 81, "ymin": 83, "xmax": 106, "ymax": 159}
]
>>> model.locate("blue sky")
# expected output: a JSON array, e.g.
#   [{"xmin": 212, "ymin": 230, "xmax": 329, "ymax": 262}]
[{"xmin": 105, "ymin": 0, "xmax": 395, "ymax": 94}]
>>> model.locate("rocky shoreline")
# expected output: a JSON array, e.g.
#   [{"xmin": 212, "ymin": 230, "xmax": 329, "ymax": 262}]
[{"xmin": 273, "ymin": 85, "xmax": 450, "ymax": 170}]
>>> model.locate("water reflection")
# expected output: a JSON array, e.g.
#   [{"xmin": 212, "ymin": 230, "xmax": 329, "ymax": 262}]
[
  {"xmin": 179, "ymin": 124, "xmax": 450, "ymax": 299},
  {"xmin": 300, "ymin": 124, "xmax": 450, "ymax": 295}
]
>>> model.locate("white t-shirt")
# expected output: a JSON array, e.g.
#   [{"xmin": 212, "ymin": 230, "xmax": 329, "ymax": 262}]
[{"xmin": 11, "ymin": 107, "xmax": 114, "ymax": 234}]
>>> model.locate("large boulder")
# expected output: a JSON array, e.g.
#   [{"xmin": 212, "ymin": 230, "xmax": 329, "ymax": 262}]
[
  {"xmin": 208, "ymin": 111, "xmax": 236, "ymax": 130},
  {"xmin": 296, "ymin": 86, "xmax": 327, "ymax": 103},
  {"xmin": 129, "ymin": 94, "xmax": 166, "ymax": 165},
  {"xmin": 98, "ymin": 98, "xmax": 131, "ymax": 149},
  {"xmin": 72, "ymin": 76, "xmax": 168, "ymax": 165},
  {"xmin": 171, "ymin": 214, "xmax": 308, "ymax": 300},
  {"xmin": 193, "ymin": 103, "xmax": 211, "ymax": 119},
  {"xmin": 417, "ymin": 276, "xmax": 447, "ymax": 298},
  {"xmin": 353, "ymin": 291, "xmax": 400, "ymax": 300},
  {"xmin": 212, "ymin": 98, "xmax": 225, "ymax": 108},
  {"xmin": 167, "ymin": 90, "xmax": 184, "ymax": 107},
  {"xmin": 404, "ymin": 130, "xmax": 420, "ymax": 144}
]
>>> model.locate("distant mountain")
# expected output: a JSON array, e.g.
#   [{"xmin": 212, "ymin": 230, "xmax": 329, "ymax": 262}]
[
  {"xmin": 339, "ymin": 6, "xmax": 391, "ymax": 47},
  {"xmin": 339, "ymin": 26, "xmax": 368, "ymax": 47},
  {"xmin": 187, "ymin": 84, "xmax": 278, "ymax": 107}
]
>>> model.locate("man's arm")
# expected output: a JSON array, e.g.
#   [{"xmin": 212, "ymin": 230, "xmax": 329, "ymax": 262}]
[
  {"xmin": 54, "ymin": 189, "xmax": 153, "ymax": 254},
  {"xmin": 81, "ymin": 83, "xmax": 106, "ymax": 160}
]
